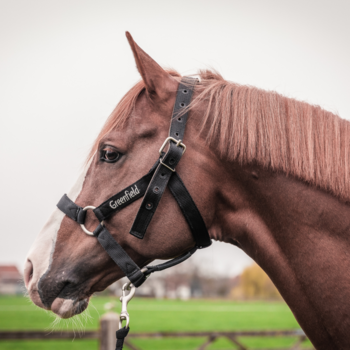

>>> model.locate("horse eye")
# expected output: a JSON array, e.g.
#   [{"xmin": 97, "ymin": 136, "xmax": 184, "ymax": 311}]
[{"xmin": 100, "ymin": 147, "xmax": 121, "ymax": 163}]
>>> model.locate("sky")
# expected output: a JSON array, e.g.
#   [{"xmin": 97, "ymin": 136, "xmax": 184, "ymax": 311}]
[{"xmin": 0, "ymin": 0, "xmax": 349, "ymax": 278}]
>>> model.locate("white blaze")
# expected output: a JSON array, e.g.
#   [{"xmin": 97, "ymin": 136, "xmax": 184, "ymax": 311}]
[{"xmin": 26, "ymin": 162, "xmax": 91, "ymax": 292}]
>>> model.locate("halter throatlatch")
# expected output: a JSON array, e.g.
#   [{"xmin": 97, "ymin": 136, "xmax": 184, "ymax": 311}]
[{"xmin": 56, "ymin": 77, "xmax": 212, "ymax": 349}]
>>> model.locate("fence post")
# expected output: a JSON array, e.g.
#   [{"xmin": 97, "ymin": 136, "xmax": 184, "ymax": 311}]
[{"xmin": 100, "ymin": 312, "xmax": 119, "ymax": 350}]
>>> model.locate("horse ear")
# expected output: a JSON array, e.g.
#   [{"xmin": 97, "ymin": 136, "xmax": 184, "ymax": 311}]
[{"xmin": 126, "ymin": 32, "xmax": 177, "ymax": 100}]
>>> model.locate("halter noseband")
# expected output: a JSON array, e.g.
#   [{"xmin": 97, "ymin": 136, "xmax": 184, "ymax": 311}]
[{"xmin": 56, "ymin": 76, "xmax": 211, "ymax": 326}]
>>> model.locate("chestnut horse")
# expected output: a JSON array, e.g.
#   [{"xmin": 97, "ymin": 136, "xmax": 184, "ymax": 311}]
[{"xmin": 25, "ymin": 32, "xmax": 350, "ymax": 349}]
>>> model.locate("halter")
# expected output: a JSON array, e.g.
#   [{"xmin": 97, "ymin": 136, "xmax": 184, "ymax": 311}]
[{"xmin": 57, "ymin": 77, "xmax": 211, "ymax": 349}]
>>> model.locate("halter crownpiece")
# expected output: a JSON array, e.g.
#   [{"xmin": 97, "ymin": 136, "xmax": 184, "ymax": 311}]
[{"xmin": 56, "ymin": 77, "xmax": 212, "ymax": 349}]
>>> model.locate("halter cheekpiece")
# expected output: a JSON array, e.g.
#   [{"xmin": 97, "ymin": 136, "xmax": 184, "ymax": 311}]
[{"xmin": 56, "ymin": 77, "xmax": 211, "ymax": 349}]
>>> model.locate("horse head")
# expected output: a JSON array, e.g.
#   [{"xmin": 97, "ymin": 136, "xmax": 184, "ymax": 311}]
[{"xmin": 24, "ymin": 33, "xmax": 217, "ymax": 318}]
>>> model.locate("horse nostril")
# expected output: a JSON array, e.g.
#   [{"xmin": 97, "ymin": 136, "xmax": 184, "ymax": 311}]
[{"xmin": 24, "ymin": 259, "xmax": 34, "ymax": 288}]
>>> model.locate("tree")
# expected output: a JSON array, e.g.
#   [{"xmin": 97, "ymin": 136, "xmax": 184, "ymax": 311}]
[{"xmin": 231, "ymin": 263, "xmax": 281, "ymax": 300}]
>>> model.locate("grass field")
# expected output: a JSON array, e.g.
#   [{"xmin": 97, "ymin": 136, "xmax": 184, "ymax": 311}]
[{"xmin": 0, "ymin": 295, "xmax": 312, "ymax": 349}]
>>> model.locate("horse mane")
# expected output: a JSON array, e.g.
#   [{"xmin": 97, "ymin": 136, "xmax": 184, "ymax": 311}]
[
  {"xmin": 194, "ymin": 69, "xmax": 350, "ymax": 201},
  {"xmin": 89, "ymin": 69, "xmax": 350, "ymax": 202}
]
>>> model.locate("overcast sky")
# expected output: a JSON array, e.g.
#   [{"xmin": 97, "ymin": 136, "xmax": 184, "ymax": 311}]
[{"xmin": 1, "ymin": 0, "xmax": 349, "ymax": 277}]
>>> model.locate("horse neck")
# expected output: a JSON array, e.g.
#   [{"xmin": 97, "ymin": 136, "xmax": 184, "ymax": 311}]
[{"xmin": 214, "ymin": 162, "xmax": 350, "ymax": 349}]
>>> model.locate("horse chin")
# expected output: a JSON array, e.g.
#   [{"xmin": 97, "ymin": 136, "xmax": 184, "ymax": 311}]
[{"xmin": 51, "ymin": 297, "xmax": 89, "ymax": 319}]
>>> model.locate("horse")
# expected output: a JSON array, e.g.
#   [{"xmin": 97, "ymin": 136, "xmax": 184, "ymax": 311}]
[{"xmin": 24, "ymin": 32, "xmax": 350, "ymax": 350}]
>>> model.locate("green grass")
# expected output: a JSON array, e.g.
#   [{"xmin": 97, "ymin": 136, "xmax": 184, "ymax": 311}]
[{"xmin": 0, "ymin": 296, "xmax": 312, "ymax": 349}]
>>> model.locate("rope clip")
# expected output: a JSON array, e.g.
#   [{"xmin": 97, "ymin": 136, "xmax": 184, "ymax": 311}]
[{"xmin": 118, "ymin": 282, "xmax": 136, "ymax": 329}]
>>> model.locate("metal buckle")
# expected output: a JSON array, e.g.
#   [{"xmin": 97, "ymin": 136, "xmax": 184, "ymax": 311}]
[
  {"xmin": 159, "ymin": 137, "xmax": 186, "ymax": 156},
  {"xmin": 159, "ymin": 160, "xmax": 175, "ymax": 172},
  {"xmin": 80, "ymin": 206, "xmax": 104, "ymax": 236}
]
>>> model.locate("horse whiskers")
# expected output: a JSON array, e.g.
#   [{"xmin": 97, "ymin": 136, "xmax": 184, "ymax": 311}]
[
  {"xmin": 89, "ymin": 297, "xmax": 100, "ymax": 319},
  {"xmin": 23, "ymin": 274, "xmax": 92, "ymax": 335},
  {"xmin": 47, "ymin": 303, "xmax": 93, "ymax": 336},
  {"xmin": 18, "ymin": 279, "xmax": 31, "ymax": 301},
  {"xmin": 48, "ymin": 314, "xmax": 61, "ymax": 333},
  {"xmin": 22, "ymin": 282, "xmax": 39, "ymax": 300}
]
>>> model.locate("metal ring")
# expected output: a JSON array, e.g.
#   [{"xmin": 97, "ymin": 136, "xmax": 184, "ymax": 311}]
[{"xmin": 80, "ymin": 206, "xmax": 104, "ymax": 236}]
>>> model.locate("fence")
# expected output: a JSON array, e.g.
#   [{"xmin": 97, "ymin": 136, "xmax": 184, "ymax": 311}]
[{"xmin": 0, "ymin": 311, "xmax": 313, "ymax": 350}]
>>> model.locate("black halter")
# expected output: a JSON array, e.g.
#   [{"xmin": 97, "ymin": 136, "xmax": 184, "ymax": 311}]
[{"xmin": 57, "ymin": 76, "xmax": 211, "ymax": 288}]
